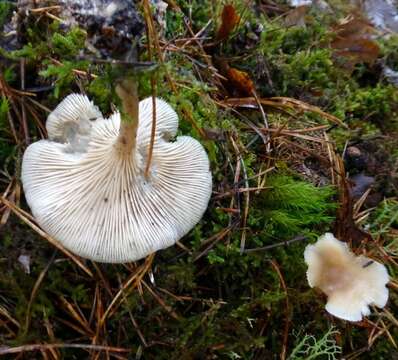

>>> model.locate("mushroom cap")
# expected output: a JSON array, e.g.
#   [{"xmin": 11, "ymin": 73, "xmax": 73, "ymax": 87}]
[
  {"xmin": 46, "ymin": 94, "xmax": 103, "ymax": 152},
  {"xmin": 304, "ymin": 233, "xmax": 389, "ymax": 322},
  {"xmin": 22, "ymin": 95, "xmax": 212, "ymax": 263}
]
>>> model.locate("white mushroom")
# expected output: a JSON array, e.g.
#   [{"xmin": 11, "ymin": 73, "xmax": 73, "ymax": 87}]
[
  {"xmin": 304, "ymin": 233, "xmax": 389, "ymax": 322},
  {"xmin": 21, "ymin": 82, "xmax": 212, "ymax": 263}
]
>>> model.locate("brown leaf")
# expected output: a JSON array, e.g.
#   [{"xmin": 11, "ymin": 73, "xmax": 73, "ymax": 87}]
[
  {"xmin": 226, "ymin": 67, "xmax": 255, "ymax": 96},
  {"xmin": 331, "ymin": 15, "xmax": 380, "ymax": 70},
  {"xmin": 332, "ymin": 15, "xmax": 375, "ymax": 38},
  {"xmin": 333, "ymin": 39, "xmax": 380, "ymax": 66},
  {"xmin": 216, "ymin": 4, "xmax": 240, "ymax": 41}
]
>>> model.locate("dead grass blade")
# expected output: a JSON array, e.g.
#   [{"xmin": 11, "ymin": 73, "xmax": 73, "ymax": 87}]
[
  {"xmin": 142, "ymin": 280, "xmax": 179, "ymax": 320},
  {"xmin": 142, "ymin": 0, "xmax": 207, "ymax": 138},
  {"xmin": 193, "ymin": 223, "xmax": 237, "ymax": 262},
  {"xmin": 331, "ymin": 156, "xmax": 373, "ymax": 248},
  {"xmin": 269, "ymin": 260, "xmax": 290, "ymax": 360},
  {"xmin": 59, "ymin": 296, "xmax": 94, "ymax": 337},
  {"xmin": 222, "ymin": 97, "xmax": 347, "ymax": 127},
  {"xmin": 0, "ymin": 305, "xmax": 20, "ymax": 329},
  {"xmin": 145, "ymin": 78, "xmax": 157, "ymax": 178}
]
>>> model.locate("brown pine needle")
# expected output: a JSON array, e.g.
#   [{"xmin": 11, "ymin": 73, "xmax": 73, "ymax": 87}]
[
  {"xmin": 145, "ymin": 77, "xmax": 157, "ymax": 178},
  {"xmin": 222, "ymin": 97, "xmax": 347, "ymax": 127},
  {"xmin": 99, "ymin": 254, "xmax": 154, "ymax": 326},
  {"xmin": 59, "ymin": 296, "xmax": 94, "ymax": 336},
  {"xmin": 142, "ymin": 280, "xmax": 179, "ymax": 320}
]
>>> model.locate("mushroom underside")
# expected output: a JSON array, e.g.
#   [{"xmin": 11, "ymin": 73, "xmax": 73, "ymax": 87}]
[{"xmin": 22, "ymin": 97, "xmax": 212, "ymax": 263}]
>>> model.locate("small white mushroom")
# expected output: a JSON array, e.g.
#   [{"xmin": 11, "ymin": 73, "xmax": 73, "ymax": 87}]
[
  {"xmin": 304, "ymin": 233, "xmax": 389, "ymax": 322},
  {"xmin": 21, "ymin": 83, "xmax": 212, "ymax": 263}
]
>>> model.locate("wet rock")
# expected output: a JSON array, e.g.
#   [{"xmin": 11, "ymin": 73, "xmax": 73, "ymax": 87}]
[
  {"xmin": 5, "ymin": 0, "xmax": 144, "ymax": 61},
  {"xmin": 349, "ymin": 172, "xmax": 375, "ymax": 199},
  {"xmin": 383, "ymin": 66, "xmax": 398, "ymax": 86},
  {"xmin": 345, "ymin": 146, "xmax": 367, "ymax": 173},
  {"xmin": 59, "ymin": 0, "xmax": 144, "ymax": 61},
  {"xmin": 360, "ymin": 0, "xmax": 398, "ymax": 33},
  {"xmin": 0, "ymin": 8, "xmax": 19, "ymax": 53},
  {"xmin": 345, "ymin": 139, "xmax": 398, "ymax": 204}
]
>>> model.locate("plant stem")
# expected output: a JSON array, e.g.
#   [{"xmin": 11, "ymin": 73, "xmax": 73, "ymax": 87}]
[{"xmin": 115, "ymin": 79, "xmax": 139, "ymax": 155}]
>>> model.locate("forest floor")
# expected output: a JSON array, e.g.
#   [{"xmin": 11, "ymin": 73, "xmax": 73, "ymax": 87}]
[{"xmin": 0, "ymin": 0, "xmax": 397, "ymax": 359}]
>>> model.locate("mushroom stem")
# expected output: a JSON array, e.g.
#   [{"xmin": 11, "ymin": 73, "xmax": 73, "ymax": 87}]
[{"xmin": 115, "ymin": 79, "xmax": 139, "ymax": 154}]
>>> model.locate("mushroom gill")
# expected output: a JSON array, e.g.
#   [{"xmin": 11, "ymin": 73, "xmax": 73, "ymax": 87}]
[{"xmin": 21, "ymin": 83, "xmax": 212, "ymax": 263}]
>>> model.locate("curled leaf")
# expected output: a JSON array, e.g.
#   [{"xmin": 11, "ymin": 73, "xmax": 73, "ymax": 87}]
[
  {"xmin": 330, "ymin": 15, "xmax": 380, "ymax": 70},
  {"xmin": 216, "ymin": 4, "xmax": 240, "ymax": 41},
  {"xmin": 226, "ymin": 67, "xmax": 255, "ymax": 96}
]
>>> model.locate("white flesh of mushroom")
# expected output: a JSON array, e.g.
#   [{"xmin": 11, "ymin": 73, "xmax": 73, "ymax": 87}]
[
  {"xmin": 22, "ymin": 93, "xmax": 212, "ymax": 263},
  {"xmin": 304, "ymin": 233, "xmax": 389, "ymax": 322}
]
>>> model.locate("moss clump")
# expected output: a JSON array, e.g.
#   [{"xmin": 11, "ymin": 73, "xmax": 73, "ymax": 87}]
[
  {"xmin": 0, "ymin": 2, "xmax": 12, "ymax": 28},
  {"xmin": 260, "ymin": 175, "xmax": 336, "ymax": 238},
  {"xmin": 0, "ymin": 0, "xmax": 397, "ymax": 358},
  {"xmin": 345, "ymin": 84, "xmax": 398, "ymax": 131}
]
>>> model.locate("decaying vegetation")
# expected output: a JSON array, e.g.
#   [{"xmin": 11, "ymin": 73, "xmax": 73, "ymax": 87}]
[{"xmin": 0, "ymin": 0, "xmax": 397, "ymax": 358}]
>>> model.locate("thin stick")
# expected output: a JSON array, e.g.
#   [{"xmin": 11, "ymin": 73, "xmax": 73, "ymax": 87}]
[
  {"xmin": 142, "ymin": 0, "xmax": 157, "ymax": 177},
  {"xmin": 244, "ymin": 235, "xmax": 308, "ymax": 253},
  {"xmin": 193, "ymin": 224, "xmax": 237, "ymax": 262},
  {"xmin": 145, "ymin": 77, "xmax": 157, "ymax": 177},
  {"xmin": 269, "ymin": 260, "xmax": 289, "ymax": 360},
  {"xmin": 143, "ymin": 0, "xmax": 206, "ymax": 138},
  {"xmin": 0, "ymin": 343, "xmax": 131, "ymax": 355}
]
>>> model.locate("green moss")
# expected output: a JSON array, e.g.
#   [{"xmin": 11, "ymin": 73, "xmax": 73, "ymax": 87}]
[
  {"xmin": 0, "ymin": 2, "xmax": 12, "ymax": 28},
  {"xmin": 345, "ymin": 84, "xmax": 398, "ymax": 130},
  {"xmin": 380, "ymin": 34, "xmax": 398, "ymax": 69},
  {"xmin": 0, "ymin": 1, "xmax": 397, "ymax": 358},
  {"xmin": 39, "ymin": 60, "xmax": 88, "ymax": 98},
  {"xmin": 51, "ymin": 27, "xmax": 86, "ymax": 57}
]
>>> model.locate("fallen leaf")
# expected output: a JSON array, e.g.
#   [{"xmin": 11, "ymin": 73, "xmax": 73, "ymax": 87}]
[
  {"xmin": 216, "ymin": 4, "xmax": 240, "ymax": 41},
  {"xmin": 226, "ymin": 67, "xmax": 255, "ymax": 96},
  {"xmin": 333, "ymin": 38, "xmax": 380, "ymax": 64},
  {"xmin": 332, "ymin": 15, "xmax": 375, "ymax": 38},
  {"xmin": 330, "ymin": 14, "xmax": 380, "ymax": 70}
]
